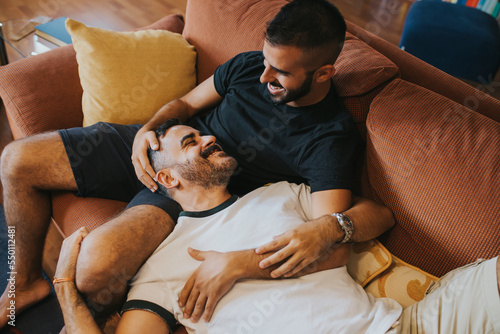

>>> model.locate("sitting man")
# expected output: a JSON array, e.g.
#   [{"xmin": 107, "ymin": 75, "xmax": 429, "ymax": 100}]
[
  {"xmin": 0, "ymin": 0, "xmax": 395, "ymax": 325},
  {"xmin": 53, "ymin": 121, "xmax": 500, "ymax": 334}
]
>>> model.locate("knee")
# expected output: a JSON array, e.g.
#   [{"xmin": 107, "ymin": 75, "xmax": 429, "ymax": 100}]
[
  {"xmin": 1, "ymin": 140, "xmax": 30, "ymax": 182},
  {"xmin": 75, "ymin": 233, "xmax": 129, "ymax": 297}
]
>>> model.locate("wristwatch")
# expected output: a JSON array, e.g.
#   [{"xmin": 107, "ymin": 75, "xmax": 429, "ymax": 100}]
[{"xmin": 331, "ymin": 213, "xmax": 354, "ymax": 243}]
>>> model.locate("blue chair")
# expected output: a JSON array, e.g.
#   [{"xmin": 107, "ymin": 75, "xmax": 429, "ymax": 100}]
[{"xmin": 400, "ymin": 0, "xmax": 500, "ymax": 83}]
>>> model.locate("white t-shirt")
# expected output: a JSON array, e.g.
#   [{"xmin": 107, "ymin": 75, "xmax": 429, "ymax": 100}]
[{"xmin": 126, "ymin": 181, "xmax": 402, "ymax": 334}]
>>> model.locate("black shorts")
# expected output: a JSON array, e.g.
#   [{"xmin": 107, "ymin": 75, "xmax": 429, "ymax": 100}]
[{"xmin": 58, "ymin": 122, "xmax": 181, "ymax": 220}]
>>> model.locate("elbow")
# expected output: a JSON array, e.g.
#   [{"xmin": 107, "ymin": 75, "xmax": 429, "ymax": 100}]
[{"xmin": 382, "ymin": 205, "xmax": 396, "ymax": 230}]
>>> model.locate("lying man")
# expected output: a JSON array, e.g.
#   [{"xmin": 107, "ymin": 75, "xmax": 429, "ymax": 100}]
[
  {"xmin": 54, "ymin": 121, "xmax": 500, "ymax": 334},
  {"xmin": 0, "ymin": 0, "xmax": 394, "ymax": 324}
]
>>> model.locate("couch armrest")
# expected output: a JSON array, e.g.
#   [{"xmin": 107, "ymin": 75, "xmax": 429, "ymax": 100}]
[
  {"xmin": 0, "ymin": 14, "xmax": 186, "ymax": 140},
  {"xmin": 0, "ymin": 45, "xmax": 83, "ymax": 139}
]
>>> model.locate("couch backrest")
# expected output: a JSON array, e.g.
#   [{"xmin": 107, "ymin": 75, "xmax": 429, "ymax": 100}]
[
  {"xmin": 346, "ymin": 22, "xmax": 500, "ymax": 123},
  {"xmin": 183, "ymin": 0, "xmax": 291, "ymax": 83},
  {"xmin": 365, "ymin": 79, "xmax": 500, "ymax": 277}
]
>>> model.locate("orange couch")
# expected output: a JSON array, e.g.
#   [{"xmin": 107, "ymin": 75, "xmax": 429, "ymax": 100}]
[{"xmin": 0, "ymin": 0, "xmax": 498, "ymax": 284}]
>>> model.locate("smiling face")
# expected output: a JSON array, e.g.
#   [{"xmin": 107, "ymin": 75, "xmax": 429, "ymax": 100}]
[
  {"xmin": 260, "ymin": 41, "xmax": 335, "ymax": 107},
  {"xmin": 157, "ymin": 125, "xmax": 238, "ymax": 190}
]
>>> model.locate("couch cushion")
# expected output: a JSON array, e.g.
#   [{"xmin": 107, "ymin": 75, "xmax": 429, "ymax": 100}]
[
  {"xmin": 183, "ymin": 0, "xmax": 291, "ymax": 83},
  {"xmin": 346, "ymin": 239, "xmax": 392, "ymax": 287},
  {"xmin": 0, "ymin": 45, "xmax": 83, "ymax": 138},
  {"xmin": 365, "ymin": 78, "xmax": 500, "ymax": 277},
  {"xmin": 52, "ymin": 192, "xmax": 127, "ymax": 236},
  {"xmin": 333, "ymin": 33, "xmax": 400, "ymax": 139},
  {"xmin": 66, "ymin": 18, "xmax": 196, "ymax": 127},
  {"xmin": 335, "ymin": 33, "xmax": 400, "ymax": 97},
  {"xmin": 364, "ymin": 255, "xmax": 437, "ymax": 308}
]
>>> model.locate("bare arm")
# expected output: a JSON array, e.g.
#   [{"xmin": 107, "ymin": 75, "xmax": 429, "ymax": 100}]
[
  {"xmin": 116, "ymin": 310, "xmax": 170, "ymax": 334},
  {"xmin": 55, "ymin": 228, "xmax": 171, "ymax": 334},
  {"xmin": 132, "ymin": 76, "xmax": 223, "ymax": 191},
  {"xmin": 344, "ymin": 195, "xmax": 395, "ymax": 242},
  {"xmin": 57, "ymin": 282, "xmax": 170, "ymax": 334},
  {"xmin": 55, "ymin": 283, "xmax": 103, "ymax": 334},
  {"xmin": 54, "ymin": 228, "xmax": 103, "ymax": 334}
]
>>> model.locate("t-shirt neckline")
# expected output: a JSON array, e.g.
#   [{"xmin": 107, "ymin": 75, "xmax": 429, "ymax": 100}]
[{"xmin": 179, "ymin": 195, "xmax": 238, "ymax": 218}]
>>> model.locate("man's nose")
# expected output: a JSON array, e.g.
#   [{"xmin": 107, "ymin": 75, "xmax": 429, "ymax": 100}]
[
  {"xmin": 201, "ymin": 135, "xmax": 217, "ymax": 148},
  {"xmin": 260, "ymin": 66, "xmax": 273, "ymax": 84}
]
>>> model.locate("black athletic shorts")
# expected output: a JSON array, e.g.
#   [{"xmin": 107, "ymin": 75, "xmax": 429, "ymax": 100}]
[{"xmin": 58, "ymin": 122, "xmax": 182, "ymax": 221}]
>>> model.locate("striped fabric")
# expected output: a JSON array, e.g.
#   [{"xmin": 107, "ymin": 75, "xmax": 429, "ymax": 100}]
[{"xmin": 364, "ymin": 79, "xmax": 500, "ymax": 277}]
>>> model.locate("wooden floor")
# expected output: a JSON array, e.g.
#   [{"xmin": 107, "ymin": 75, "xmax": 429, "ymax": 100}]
[{"xmin": 0, "ymin": 0, "xmax": 412, "ymax": 46}]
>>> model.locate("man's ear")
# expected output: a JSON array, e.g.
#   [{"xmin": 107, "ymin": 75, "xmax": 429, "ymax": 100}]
[
  {"xmin": 314, "ymin": 64, "xmax": 336, "ymax": 83},
  {"xmin": 156, "ymin": 169, "xmax": 180, "ymax": 190}
]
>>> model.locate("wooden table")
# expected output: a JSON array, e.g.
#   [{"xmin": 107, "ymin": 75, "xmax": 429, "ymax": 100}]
[{"xmin": 0, "ymin": 18, "xmax": 59, "ymax": 64}]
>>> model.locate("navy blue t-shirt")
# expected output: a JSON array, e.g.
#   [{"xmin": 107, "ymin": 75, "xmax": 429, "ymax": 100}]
[{"xmin": 191, "ymin": 51, "xmax": 362, "ymax": 195}]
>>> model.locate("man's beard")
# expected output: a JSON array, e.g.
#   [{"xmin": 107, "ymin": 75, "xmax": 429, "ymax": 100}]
[
  {"xmin": 266, "ymin": 71, "xmax": 314, "ymax": 105},
  {"xmin": 176, "ymin": 153, "xmax": 238, "ymax": 189}
]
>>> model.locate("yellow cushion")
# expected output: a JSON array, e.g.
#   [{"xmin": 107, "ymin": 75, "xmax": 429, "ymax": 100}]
[
  {"xmin": 346, "ymin": 239, "xmax": 392, "ymax": 287},
  {"xmin": 66, "ymin": 19, "xmax": 197, "ymax": 127},
  {"xmin": 364, "ymin": 255, "xmax": 438, "ymax": 308}
]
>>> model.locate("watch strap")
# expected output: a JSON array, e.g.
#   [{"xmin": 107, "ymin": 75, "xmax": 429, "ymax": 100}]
[{"xmin": 331, "ymin": 213, "xmax": 353, "ymax": 243}]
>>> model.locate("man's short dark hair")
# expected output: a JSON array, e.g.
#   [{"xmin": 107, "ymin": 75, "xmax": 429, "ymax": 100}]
[
  {"xmin": 154, "ymin": 118, "xmax": 182, "ymax": 139},
  {"xmin": 147, "ymin": 118, "xmax": 182, "ymax": 197},
  {"xmin": 266, "ymin": 0, "xmax": 346, "ymax": 65}
]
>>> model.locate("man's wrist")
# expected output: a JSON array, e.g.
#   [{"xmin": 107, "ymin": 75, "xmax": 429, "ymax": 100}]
[
  {"xmin": 229, "ymin": 249, "xmax": 262, "ymax": 280},
  {"xmin": 323, "ymin": 214, "xmax": 346, "ymax": 244},
  {"xmin": 331, "ymin": 213, "xmax": 354, "ymax": 243},
  {"xmin": 232, "ymin": 249, "xmax": 278, "ymax": 280},
  {"xmin": 54, "ymin": 279, "xmax": 78, "ymax": 297},
  {"xmin": 139, "ymin": 124, "xmax": 155, "ymax": 134}
]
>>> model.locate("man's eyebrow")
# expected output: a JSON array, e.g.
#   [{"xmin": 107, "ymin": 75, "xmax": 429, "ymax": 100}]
[
  {"xmin": 270, "ymin": 64, "xmax": 291, "ymax": 76},
  {"xmin": 263, "ymin": 56, "xmax": 291, "ymax": 76},
  {"xmin": 180, "ymin": 132, "xmax": 196, "ymax": 147}
]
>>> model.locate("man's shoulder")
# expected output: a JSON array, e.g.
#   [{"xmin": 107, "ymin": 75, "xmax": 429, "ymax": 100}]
[
  {"xmin": 221, "ymin": 51, "xmax": 264, "ymax": 75},
  {"xmin": 231, "ymin": 51, "xmax": 263, "ymax": 63},
  {"xmin": 242, "ymin": 182, "xmax": 311, "ymax": 200},
  {"xmin": 214, "ymin": 51, "xmax": 264, "ymax": 90}
]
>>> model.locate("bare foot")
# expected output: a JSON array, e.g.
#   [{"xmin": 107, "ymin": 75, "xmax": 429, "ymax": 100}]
[{"xmin": 0, "ymin": 278, "xmax": 51, "ymax": 328}]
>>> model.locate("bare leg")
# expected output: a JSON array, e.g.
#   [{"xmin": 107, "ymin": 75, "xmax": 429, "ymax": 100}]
[
  {"xmin": 75, "ymin": 204, "xmax": 175, "ymax": 319},
  {"xmin": 117, "ymin": 309, "xmax": 170, "ymax": 334},
  {"xmin": 0, "ymin": 132, "xmax": 77, "ymax": 328}
]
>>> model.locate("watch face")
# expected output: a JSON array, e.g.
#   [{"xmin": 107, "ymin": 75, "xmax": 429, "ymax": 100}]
[{"xmin": 340, "ymin": 215, "xmax": 353, "ymax": 230}]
